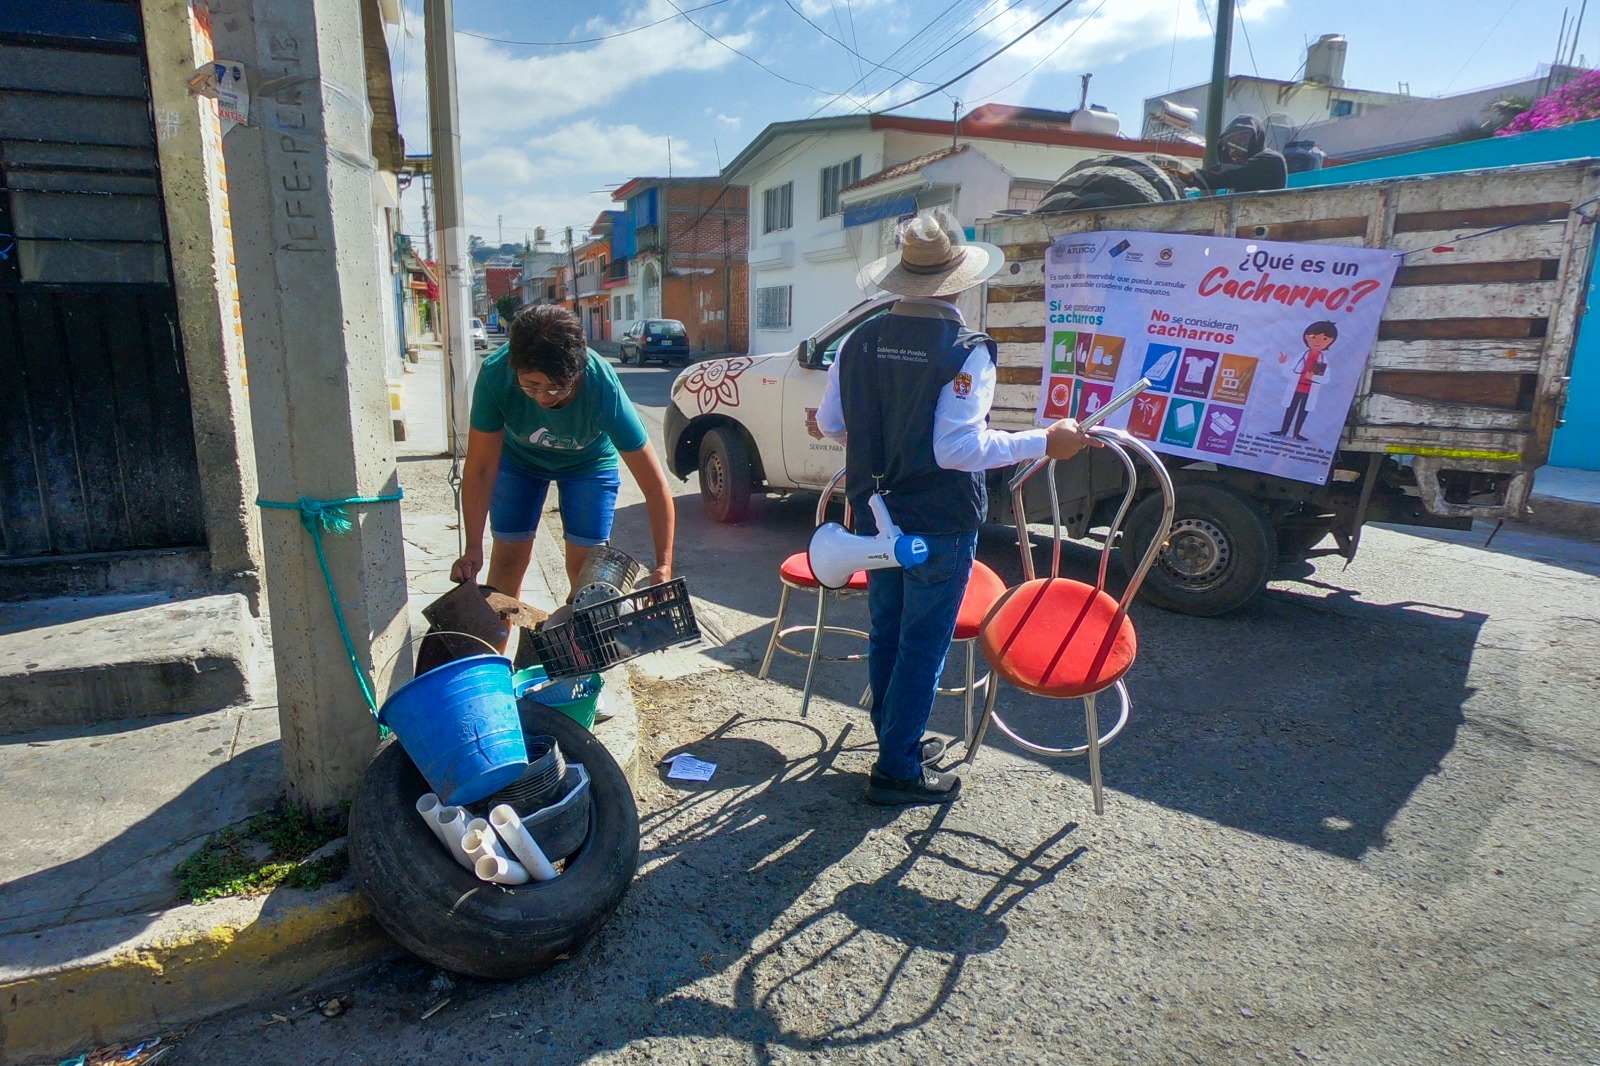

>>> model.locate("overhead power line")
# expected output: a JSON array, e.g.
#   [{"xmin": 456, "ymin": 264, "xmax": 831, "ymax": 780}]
[
  {"xmin": 659, "ymin": 0, "xmax": 844, "ymax": 95},
  {"xmin": 983, "ymin": 0, "xmax": 1110, "ymax": 101},
  {"xmin": 778, "ymin": 0, "xmax": 942, "ymax": 90},
  {"xmin": 458, "ymin": 0, "xmax": 734, "ymax": 47},
  {"xmin": 878, "ymin": 0, "xmax": 1081, "ymax": 113}
]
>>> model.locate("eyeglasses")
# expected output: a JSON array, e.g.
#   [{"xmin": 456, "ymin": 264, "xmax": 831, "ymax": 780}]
[{"xmin": 518, "ymin": 381, "xmax": 575, "ymax": 399}]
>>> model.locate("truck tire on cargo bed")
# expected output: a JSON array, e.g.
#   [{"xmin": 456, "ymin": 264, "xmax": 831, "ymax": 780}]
[
  {"xmin": 699, "ymin": 427, "xmax": 754, "ymax": 523},
  {"xmin": 348, "ymin": 705, "xmax": 640, "ymax": 979},
  {"xmin": 1121, "ymin": 484, "xmax": 1276, "ymax": 616}
]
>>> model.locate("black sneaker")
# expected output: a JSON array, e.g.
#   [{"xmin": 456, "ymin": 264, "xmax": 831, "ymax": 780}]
[
  {"xmin": 920, "ymin": 736, "xmax": 947, "ymax": 764},
  {"xmin": 866, "ymin": 766, "xmax": 963, "ymax": 806}
]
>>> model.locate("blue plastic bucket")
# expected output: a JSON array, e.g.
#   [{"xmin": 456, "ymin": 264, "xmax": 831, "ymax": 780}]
[{"xmin": 380, "ymin": 654, "xmax": 528, "ymax": 806}]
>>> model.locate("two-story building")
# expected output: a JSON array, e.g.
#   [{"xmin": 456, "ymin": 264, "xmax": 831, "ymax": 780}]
[
  {"xmin": 723, "ymin": 104, "xmax": 1201, "ymax": 356},
  {"xmin": 572, "ymin": 216, "xmax": 616, "ymax": 344},
  {"xmin": 610, "ymin": 177, "xmax": 749, "ymax": 354}
]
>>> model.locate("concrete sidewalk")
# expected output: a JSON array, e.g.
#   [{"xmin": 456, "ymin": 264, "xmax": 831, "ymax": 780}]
[
  {"xmin": 1526, "ymin": 465, "xmax": 1600, "ymax": 540},
  {"xmin": 0, "ymin": 462, "xmax": 643, "ymax": 1064}
]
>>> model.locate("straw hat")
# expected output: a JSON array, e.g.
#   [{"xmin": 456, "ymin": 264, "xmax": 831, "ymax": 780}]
[{"xmin": 856, "ymin": 211, "xmax": 1004, "ymax": 298}]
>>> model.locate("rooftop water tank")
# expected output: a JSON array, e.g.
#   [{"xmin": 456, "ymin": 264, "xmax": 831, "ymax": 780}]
[
  {"xmin": 1305, "ymin": 33, "xmax": 1347, "ymax": 87},
  {"xmin": 1070, "ymin": 104, "xmax": 1120, "ymax": 137}
]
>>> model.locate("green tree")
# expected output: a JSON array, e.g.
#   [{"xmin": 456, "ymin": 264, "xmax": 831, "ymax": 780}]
[{"xmin": 495, "ymin": 293, "xmax": 520, "ymax": 323}]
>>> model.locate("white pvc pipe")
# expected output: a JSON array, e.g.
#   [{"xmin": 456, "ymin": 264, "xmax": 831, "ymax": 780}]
[
  {"xmin": 415, "ymin": 794, "xmax": 452, "ymax": 850},
  {"xmin": 463, "ymin": 817, "xmax": 511, "ymax": 861},
  {"xmin": 433, "ymin": 806, "xmax": 476, "ymax": 871},
  {"xmin": 490, "ymin": 804, "xmax": 559, "ymax": 881},
  {"xmin": 474, "ymin": 853, "xmax": 531, "ymax": 885}
]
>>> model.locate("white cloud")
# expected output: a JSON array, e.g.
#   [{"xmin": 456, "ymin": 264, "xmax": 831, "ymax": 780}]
[
  {"xmin": 715, "ymin": 113, "xmax": 742, "ymax": 129},
  {"xmin": 961, "ymin": 0, "xmax": 1288, "ymax": 104},
  {"xmin": 796, "ymin": 0, "xmax": 897, "ymax": 17}
]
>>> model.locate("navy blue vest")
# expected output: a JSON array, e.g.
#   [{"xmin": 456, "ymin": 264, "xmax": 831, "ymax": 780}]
[{"xmin": 837, "ymin": 301, "xmax": 997, "ymax": 536}]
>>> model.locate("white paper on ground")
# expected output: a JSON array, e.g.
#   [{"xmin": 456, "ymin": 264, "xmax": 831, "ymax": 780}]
[{"xmin": 662, "ymin": 754, "xmax": 717, "ymax": 781}]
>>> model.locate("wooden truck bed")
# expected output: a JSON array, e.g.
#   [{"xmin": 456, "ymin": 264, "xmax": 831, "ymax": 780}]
[{"xmin": 978, "ymin": 160, "xmax": 1600, "ymax": 521}]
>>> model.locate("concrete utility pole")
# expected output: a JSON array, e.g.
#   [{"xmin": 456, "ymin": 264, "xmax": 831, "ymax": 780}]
[
  {"xmin": 1203, "ymin": 0, "xmax": 1237, "ymax": 170},
  {"xmin": 566, "ymin": 226, "xmax": 579, "ymax": 314},
  {"xmin": 424, "ymin": 0, "xmax": 474, "ymax": 451},
  {"xmin": 210, "ymin": 0, "xmax": 411, "ymax": 809}
]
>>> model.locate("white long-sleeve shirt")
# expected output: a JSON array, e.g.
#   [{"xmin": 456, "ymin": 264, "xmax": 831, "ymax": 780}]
[{"xmin": 815, "ymin": 298, "xmax": 1047, "ymax": 472}]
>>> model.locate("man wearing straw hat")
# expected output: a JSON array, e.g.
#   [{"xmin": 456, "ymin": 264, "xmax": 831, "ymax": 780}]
[{"xmin": 817, "ymin": 209, "xmax": 1092, "ymax": 806}]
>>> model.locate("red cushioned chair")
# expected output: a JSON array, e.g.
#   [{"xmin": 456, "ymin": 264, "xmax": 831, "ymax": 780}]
[
  {"xmin": 965, "ymin": 427, "xmax": 1175, "ymax": 814},
  {"xmin": 758, "ymin": 468, "xmax": 870, "ymax": 717}
]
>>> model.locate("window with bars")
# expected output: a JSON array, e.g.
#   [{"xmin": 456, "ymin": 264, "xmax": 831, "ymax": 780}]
[
  {"xmin": 755, "ymin": 285, "xmax": 791, "ymax": 331},
  {"xmin": 819, "ymin": 156, "xmax": 861, "ymax": 218},
  {"xmin": 762, "ymin": 182, "xmax": 792, "ymax": 234}
]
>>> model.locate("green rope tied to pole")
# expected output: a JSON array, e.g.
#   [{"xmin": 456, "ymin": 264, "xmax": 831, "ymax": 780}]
[{"xmin": 257, "ymin": 491, "xmax": 405, "ymax": 719}]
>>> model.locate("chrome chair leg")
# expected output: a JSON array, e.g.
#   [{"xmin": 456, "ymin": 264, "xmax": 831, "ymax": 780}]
[
  {"xmin": 758, "ymin": 584, "xmax": 791, "ymax": 680},
  {"xmin": 798, "ymin": 587, "xmax": 829, "ymax": 718},
  {"xmin": 962, "ymin": 666, "xmax": 1001, "ymax": 766},
  {"xmin": 1084, "ymin": 690, "xmax": 1104, "ymax": 816},
  {"xmin": 963, "ymin": 640, "xmax": 977, "ymax": 752}
]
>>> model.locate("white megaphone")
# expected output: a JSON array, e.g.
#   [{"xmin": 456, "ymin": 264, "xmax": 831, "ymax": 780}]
[{"xmin": 807, "ymin": 493, "xmax": 930, "ymax": 590}]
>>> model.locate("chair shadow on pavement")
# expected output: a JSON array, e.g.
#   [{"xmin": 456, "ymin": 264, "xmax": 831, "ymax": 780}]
[{"xmin": 515, "ymin": 713, "xmax": 1086, "ymax": 1062}]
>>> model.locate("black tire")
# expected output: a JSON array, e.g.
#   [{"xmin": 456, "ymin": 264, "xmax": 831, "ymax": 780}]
[
  {"xmin": 699, "ymin": 427, "xmax": 754, "ymax": 523},
  {"xmin": 619, "ymin": 347, "xmax": 632, "ymax": 366},
  {"xmin": 348, "ymin": 704, "xmax": 640, "ymax": 980},
  {"xmin": 1120, "ymin": 483, "xmax": 1276, "ymax": 616}
]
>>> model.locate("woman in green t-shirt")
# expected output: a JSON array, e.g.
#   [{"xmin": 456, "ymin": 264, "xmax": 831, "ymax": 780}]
[{"xmin": 450, "ymin": 305, "xmax": 675, "ymax": 602}]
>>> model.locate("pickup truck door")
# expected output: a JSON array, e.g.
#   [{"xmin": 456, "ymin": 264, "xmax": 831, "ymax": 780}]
[{"xmin": 781, "ymin": 300, "xmax": 894, "ymax": 489}]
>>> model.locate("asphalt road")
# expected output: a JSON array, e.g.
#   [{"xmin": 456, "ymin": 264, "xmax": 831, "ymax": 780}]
[{"xmin": 173, "ymin": 354, "xmax": 1600, "ymax": 1065}]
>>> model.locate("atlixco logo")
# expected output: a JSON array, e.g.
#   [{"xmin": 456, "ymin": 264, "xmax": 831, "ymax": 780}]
[{"xmin": 1052, "ymin": 240, "xmax": 1100, "ymax": 262}]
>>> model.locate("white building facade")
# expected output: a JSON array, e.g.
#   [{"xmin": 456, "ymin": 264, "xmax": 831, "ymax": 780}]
[{"xmin": 725, "ymin": 106, "xmax": 1201, "ymax": 357}]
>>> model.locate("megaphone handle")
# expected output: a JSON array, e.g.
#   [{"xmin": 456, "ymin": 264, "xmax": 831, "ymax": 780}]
[{"xmin": 867, "ymin": 493, "xmax": 898, "ymax": 539}]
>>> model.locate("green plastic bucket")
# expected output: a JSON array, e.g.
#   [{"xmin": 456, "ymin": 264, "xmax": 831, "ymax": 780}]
[{"xmin": 513, "ymin": 665, "xmax": 605, "ymax": 730}]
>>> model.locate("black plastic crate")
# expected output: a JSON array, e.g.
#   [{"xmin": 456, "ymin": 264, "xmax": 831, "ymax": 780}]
[{"xmin": 528, "ymin": 578, "xmax": 700, "ymax": 679}]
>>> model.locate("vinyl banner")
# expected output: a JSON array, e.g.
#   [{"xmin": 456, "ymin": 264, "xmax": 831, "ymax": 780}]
[{"xmin": 1034, "ymin": 230, "xmax": 1399, "ymax": 485}]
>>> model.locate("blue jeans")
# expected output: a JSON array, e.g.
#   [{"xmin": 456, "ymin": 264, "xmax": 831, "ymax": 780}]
[
  {"xmin": 489, "ymin": 459, "xmax": 621, "ymax": 547},
  {"xmin": 866, "ymin": 530, "xmax": 978, "ymax": 780}
]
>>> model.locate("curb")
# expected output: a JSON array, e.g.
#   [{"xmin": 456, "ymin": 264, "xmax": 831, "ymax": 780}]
[
  {"xmin": 0, "ymin": 879, "xmax": 394, "ymax": 1066},
  {"xmin": 1524, "ymin": 492, "xmax": 1599, "ymax": 540}
]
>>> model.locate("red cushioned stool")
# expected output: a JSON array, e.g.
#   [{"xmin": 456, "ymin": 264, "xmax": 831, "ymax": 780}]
[
  {"xmin": 964, "ymin": 428, "xmax": 1175, "ymax": 814},
  {"xmin": 758, "ymin": 469, "xmax": 870, "ymax": 717}
]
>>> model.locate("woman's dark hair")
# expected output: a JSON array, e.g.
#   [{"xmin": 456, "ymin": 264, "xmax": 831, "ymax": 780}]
[
  {"xmin": 1304, "ymin": 320, "xmax": 1338, "ymax": 341},
  {"xmin": 508, "ymin": 305, "xmax": 587, "ymax": 381}
]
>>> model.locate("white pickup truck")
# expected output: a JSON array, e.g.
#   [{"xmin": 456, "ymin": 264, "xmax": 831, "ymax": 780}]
[{"xmin": 664, "ymin": 160, "xmax": 1599, "ymax": 615}]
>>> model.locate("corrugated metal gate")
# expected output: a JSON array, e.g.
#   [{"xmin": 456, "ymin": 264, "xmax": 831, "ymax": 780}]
[{"xmin": 0, "ymin": 1, "xmax": 205, "ymax": 561}]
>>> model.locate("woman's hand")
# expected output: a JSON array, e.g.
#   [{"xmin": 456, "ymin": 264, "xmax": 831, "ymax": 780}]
[
  {"xmin": 645, "ymin": 563, "xmax": 672, "ymax": 586},
  {"xmin": 450, "ymin": 547, "xmax": 484, "ymax": 585}
]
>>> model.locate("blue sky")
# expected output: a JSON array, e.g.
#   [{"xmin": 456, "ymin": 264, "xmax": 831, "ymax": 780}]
[{"xmin": 387, "ymin": 0, "xmax": 1592, "ymax": 248}]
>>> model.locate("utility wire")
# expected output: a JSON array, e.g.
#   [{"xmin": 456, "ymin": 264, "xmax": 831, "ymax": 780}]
[
  {"xmin": 982, "ymin": 0, "xmax": 1110, "ymax": 101},
  {"xmin": 659, "ymin": 0, "xmax": 844, "ymax": 95},
  {"xmin": 878, "ymin": 0, "xmax": 1081, "ymax": 113},
  {"xmin": 458, "ymin": 0, "xmax": 734, "ymax": 47},
  {"xmin": 778, "ymin": 0, "xmax": 942, "ymax": 90}
]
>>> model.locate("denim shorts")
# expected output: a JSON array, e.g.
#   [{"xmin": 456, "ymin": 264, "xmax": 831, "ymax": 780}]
[{"xmin": 489, "ymin": 460, "xmax": 621, "ymax": 547}]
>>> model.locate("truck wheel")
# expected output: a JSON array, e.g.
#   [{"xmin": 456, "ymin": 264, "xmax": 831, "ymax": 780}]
[
  {"xmin": 699, "ymin": 428, "xmax": 753, "ymax": 523},
  {"xmin": 347, "ymin": 705, "xmax": 640, "ymax": 980},
  {"xmin": 1121, "ymin": 484, "xmax": 1276, "ymax": 616}
]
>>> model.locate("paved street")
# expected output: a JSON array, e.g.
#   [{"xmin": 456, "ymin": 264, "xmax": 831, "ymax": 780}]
[{"xmin": 172, "ymin": 351, "xmax": 1600, "ymax": 1064}]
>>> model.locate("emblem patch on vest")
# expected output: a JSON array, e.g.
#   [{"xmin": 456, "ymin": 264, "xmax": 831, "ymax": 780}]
[{"xmin": 952, "ymin": 372, "xmax": 973, "ymax": 398}]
